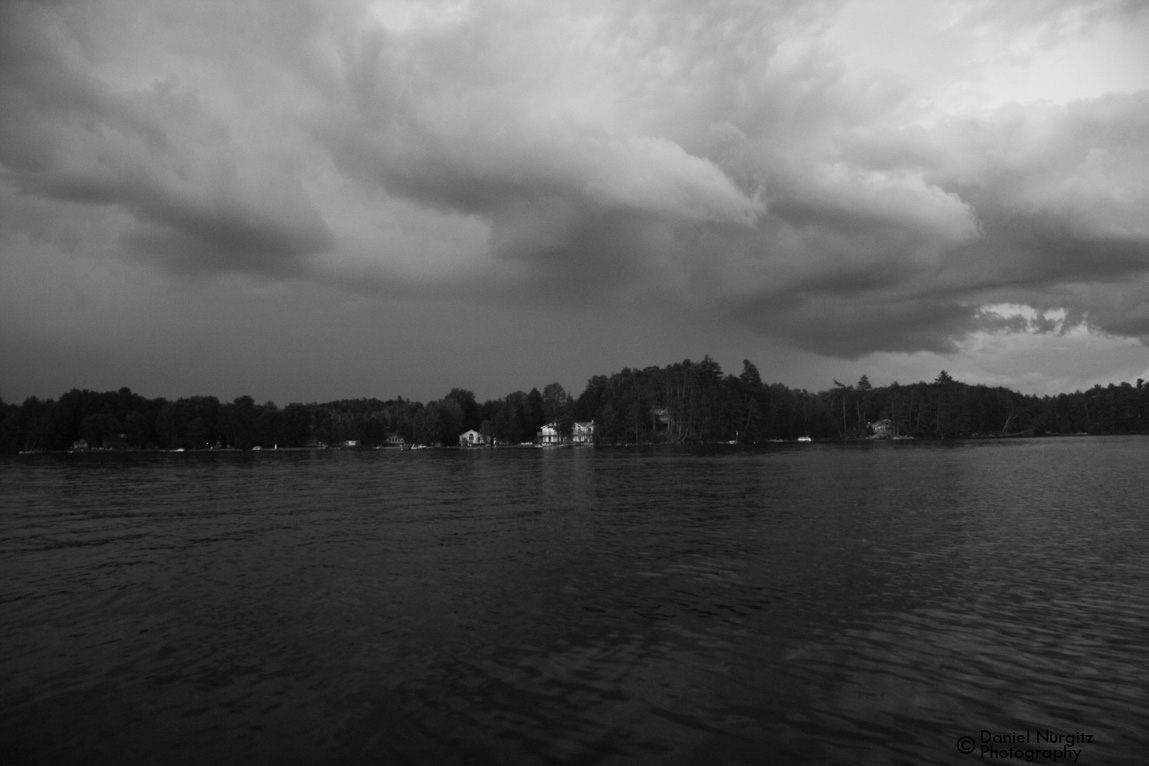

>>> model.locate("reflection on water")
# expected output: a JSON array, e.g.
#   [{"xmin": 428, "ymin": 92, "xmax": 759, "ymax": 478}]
[{"xmin": 2, "ymin": 438, "xmax": 1147, "ymax": 764}]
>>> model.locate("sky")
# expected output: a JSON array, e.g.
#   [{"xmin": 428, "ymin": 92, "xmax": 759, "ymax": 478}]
[{"xmin": 3, "ymin": 0, "xmax": 1149, "ymax": 405}]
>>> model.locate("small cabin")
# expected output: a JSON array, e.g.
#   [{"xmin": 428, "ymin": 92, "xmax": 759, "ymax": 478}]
[
  {"xmin": 458, "ymin": 429, "xmax": 485, "ymax": 447},
  {"xmin": 868, "ymin": 419, "xmax": 894, "ymax": 439}
]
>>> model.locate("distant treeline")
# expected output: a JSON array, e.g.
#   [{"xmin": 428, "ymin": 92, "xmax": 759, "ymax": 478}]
[{"xmin": 3, "ymin": 356, "xmax": 1148, "ymax": 452}]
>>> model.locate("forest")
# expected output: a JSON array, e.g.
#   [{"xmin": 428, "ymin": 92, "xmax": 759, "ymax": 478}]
[{"xmin": 2, "ymin": 356, "xmax": 1148, "ymax": 452}]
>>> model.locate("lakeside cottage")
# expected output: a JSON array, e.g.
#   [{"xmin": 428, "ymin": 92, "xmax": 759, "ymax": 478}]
[
  {"xmin": 537, "ymin": 421, "xmax": 595, "ymax": 446},
  {"xmin": 572, "ymin": 421, "xmax": 594, "ymax": 445},
  {"xmin": 537, "ymin": 423, "xmax": 562, "ymax": 445},
  {"xmin": 868, "ymin": 419, "xmax": 894, "ymax": 439},
  {"xmin": 458, "ymin": 429, "xmax": 485, "ymax": 447}
]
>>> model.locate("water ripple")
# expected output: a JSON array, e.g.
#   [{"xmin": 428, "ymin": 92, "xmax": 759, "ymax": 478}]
[{"xmin": 2, "ymin": 441, "xmax": 1148, "ymax": 764}]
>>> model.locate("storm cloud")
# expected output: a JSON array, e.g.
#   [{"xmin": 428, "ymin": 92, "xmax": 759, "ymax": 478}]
[{"xmin": 2, "ymin": 0, "xmax": 1148, "ymax": 399}]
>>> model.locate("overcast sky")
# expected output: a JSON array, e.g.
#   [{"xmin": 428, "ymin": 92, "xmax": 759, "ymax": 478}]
[{"xmin": 3, "ymin": 0, "xmax": 1149, "ymax": 404}]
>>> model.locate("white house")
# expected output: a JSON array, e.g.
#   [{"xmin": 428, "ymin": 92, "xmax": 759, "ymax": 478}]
[
  {"xmin": 537, "ymin": 423, "xmax": 562, "ymax": 445},
  {"xmin": 537, "ymin": 421, "xmax": 595, "ymax": 446},
  {"xmin": 572, "ymin": 421, "xmax": 595, "ymax": 445},
  {"xmin": 458, "ymin": 429, "xmax": 484, "ymax": 447}
]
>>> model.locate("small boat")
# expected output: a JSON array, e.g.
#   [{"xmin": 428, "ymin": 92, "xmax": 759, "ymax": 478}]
[{"xmin": 797, "ymin": 436, "xmax": 812, "ymax": 443}]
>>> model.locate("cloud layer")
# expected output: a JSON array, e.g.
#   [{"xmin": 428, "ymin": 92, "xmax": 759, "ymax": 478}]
[{"xmin": 2, "ymin": 0, "xmax": 1148, "ymax": 383}]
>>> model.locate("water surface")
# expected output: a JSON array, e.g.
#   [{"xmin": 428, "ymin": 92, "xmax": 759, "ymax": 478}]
[{"xmin": 2, "ymin": 438, "xmax": 1147, "ymax": 764}]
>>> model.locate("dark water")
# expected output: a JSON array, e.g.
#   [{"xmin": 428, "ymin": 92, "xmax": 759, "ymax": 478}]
[{"xmin": 2, "ymin": 438, "xmax": 1147, "ymax": 765}]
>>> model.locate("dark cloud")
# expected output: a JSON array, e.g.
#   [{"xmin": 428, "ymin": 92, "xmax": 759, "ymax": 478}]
[
  {"xmin": 732, "ymin": 293, "xmax": 980, "ymax": 358},
  {"xmin": 2, "ymin": 0, "xmax": 1148, "ymax": 403},
  {"xmin": 1, "ymin": 0, "xmax": 333, "ymax": 277}
]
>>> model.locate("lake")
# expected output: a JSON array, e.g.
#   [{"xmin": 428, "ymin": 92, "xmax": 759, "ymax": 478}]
[{"xmin": 1, "ymin": 438, "xmax": 1147, "ymax": 765}]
